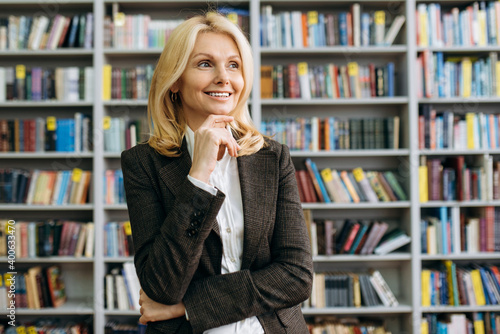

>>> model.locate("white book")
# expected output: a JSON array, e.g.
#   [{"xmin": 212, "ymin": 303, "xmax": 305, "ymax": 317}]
[
  {"xmin": 27, "ymin": 222, "xmax": 37, "ymax": 258},
  {"xmin": 26, "ymin": 170, "xmax": 40, "ymax": 205},
  {"xmin": 451, "ymin": 207, "xmax": 461, "ymax": 254},
  {"xmin": 50, "ymin": 171, "xmax": 64, "ymax": 205},
  {"xmin": 115, "ymin": 275, "xmax": 130, "ymax": 310},
  {"xmin": 73, "ymin": 224, "xmax": 87, "ymax": 257},
  {"xmin": 297, "ymin": 62, "xmax": 311, "ymax": 99},
  {"xmin": 291, "ymin": 11, "xmax": 303, "ymax": 48},
  {"xmin": 369, "ymin": 275, "xmax": 391, "ymax": 306},
  {"xmin": 84, "ymin": 222, "xmax": 94, "ymax": 258},
  {"xmin": 84, "ymin": 12, "xmax": 93, "ymax": 49},
  {"xmin": 106, "ymin": 274, "xmax": 115, "ymax": 310},
  {"xmin": 282, "ymin": 12, "xmax": 292, "ymax": 48},
  {"xmin": 384, "ymin": 15, "xmax": 405, "ymax": 46},
  {"xmin": 0, "ymin": 67, "xmax": 5, "ymax": 102},
  {"xmin": 130, "ymin": 124, "xmax": 137, "ymax": 147},
  {"xmin": 32, "ymin": 16, "xmax": 49, "ymax": 50},
  {"xmin": 372, "ymin": 270, "xmax": 399, "ymax": 306},
  {"xmin": 123, "ymin": 262, "xmax": 141, "ymax": 310},
  {"xmin": 74, "ymin": 112, "xmax": 82, "ymax": 153},
  {"xmin": 65, "ymin": 67, "xmax": 80, "ymax": 102},
  {"xmin": 352, "ymin": 4, "xmax": 360, "ymax": 47},
  {"xmin": 374, "ymin": 234, "xmax": 411, "ymax": 255}
]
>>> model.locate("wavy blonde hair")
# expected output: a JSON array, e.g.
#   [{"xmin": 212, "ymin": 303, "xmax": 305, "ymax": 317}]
[{"xmin": 147, "ymin": 12, "xmax": 265, "ymax": 157}]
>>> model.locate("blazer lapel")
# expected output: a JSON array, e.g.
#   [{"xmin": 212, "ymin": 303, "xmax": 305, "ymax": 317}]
[{"xmin": 238, "ymin": 149, "xmax": 277, "ymax": 269}]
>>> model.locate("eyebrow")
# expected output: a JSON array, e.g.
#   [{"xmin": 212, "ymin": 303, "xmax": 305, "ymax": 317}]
[{"xmin": 192, "ymin": 53, "xmax": 241, "ymax": 60}]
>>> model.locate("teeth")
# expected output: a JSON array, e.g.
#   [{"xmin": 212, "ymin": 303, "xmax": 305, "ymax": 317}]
[{"xmin": 208, "ymin": 92, "xmax": 230, "ymax": 97}]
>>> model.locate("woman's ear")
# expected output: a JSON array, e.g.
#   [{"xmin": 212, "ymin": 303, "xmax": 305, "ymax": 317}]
[{"xmin": 171, "ymin": 81, "xmax": 179, "ymax": 93}]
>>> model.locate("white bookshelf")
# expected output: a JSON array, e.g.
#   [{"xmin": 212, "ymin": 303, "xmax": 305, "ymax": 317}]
[{"xmin": 1, "ymin": 0, "xmax": 500, "ymax": 333}]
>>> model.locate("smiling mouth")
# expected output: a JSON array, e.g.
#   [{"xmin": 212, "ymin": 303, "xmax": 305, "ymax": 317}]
[{"xmin": 206, "ymin": 92, "xmax": 231, "ymax": 97}]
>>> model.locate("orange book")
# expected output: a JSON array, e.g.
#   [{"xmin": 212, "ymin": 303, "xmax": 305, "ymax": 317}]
[
  {"xmin": 346, "ymin": 12, "xmax": 353, "ymax": 46},
  {"xmin": 324, "ymin": 117, "xmax": 330, "ymax": 151},
  {"xmin": 260, "ymin": 65, "xmax": 273, "ymax": 99},
  {"xmin": 301, "ymin": 13, "xmax": 308, "ymax": 47},
  {"xmin": 340, "ymin": 170, "xmax": 360, "ymax": 203}
]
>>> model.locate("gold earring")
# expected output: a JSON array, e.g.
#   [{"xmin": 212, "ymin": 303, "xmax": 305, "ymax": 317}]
[{"xmin": 170, "ymin": 91, "xmax": 178, "ymax": 103}]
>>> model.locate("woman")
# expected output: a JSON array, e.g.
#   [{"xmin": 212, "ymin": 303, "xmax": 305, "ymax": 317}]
[{"xmin": 121, "ymin": 12, "xmax": 313, "ymax": 334}]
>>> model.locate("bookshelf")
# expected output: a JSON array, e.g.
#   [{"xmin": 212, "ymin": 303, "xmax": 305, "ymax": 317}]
[{"xmin": 1, "ymin": 0, "xmax": 500, "ymax": 333}]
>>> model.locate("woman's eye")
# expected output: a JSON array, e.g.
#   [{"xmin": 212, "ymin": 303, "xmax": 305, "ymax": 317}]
[
  {"xmin": 198, "ymin": 61, "xmax": 210, "ymax": 67},
  {"xmin": 229, "ymin": 62, "xmax": 239, "ymax": 69}
]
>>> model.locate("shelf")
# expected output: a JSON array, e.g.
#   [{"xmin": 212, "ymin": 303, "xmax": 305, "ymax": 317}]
[
  {"xmin": 419, "ymin": 97, "xmax": 500, "ymax": 104},
  {"xmin": 421, "ymin": 305, "xmax": 500, "ymax": 313},
  {"xmin": 261, "ymin": 45, "xmax": 407, "ymax": 55},
  {"xmin": 420, "ymin": 201, "xmax": 500, "ymax": 208},
  {"xmin": 0, "ymin": 299, "xmax": 94, "ymax": 315},
  {"xmin": 261, "ymin": 0, "xmax": 406, "ymax": 4},
  {"xmin": 103, "ymin": 152, "xmax": 124, "ymax": 158},
  {"xmin": 419, "ymin": 149, "xmax": 500, "ymax": 156},
  {"xmin": 262, "ymin": 97, "xmax": 409, "ymax": 105},
  {"xmin": 0, "ymin": 256, "xmax": 94, "ymax": 263},
  {"xmin": 0, "ymin": 101, "xmax": 93, "ymax": 107},
  {"xmin": 290, "ymin": 149, "xmax": 409, "ymax": 157},
  {"xmin": 313, "ymin": 253, "xmax": 411, "ymax": 262},
  {"xmin": 302, "ymin": 202, "xmax": 411, "ymax": 209},
  {"xmin": 301, "ymin": 305, "xmax": 412, "ymax": 315},
  {"xmin": 0, "ymin": 49, "xmax": 94, "ymax": 56},
  {"xmin": 0, "ymin": 204, "xmax": 94, "ymax": 211},
  {"xmin": 103, "ymin": 99, "xmax": 148, "ymax": 106},
  {"xmin": 104, "ymin": 204, "xmax": 128, "ymax": 210},
  {"xmin": 0, "ymin": 152, "xmax": 94, "ymax": 159},
  {"xmin": 421, "ymin": 253, "xmax": 500, "ymax": 261},
  {"xmin": 104, "ymin": 309, "xmax": 140, "ymax": 316},
  {"xmin": 104, "ymin": 48, "xmax": 163, "ymax": 56},
  {"xmin": 0, "ymin": 0, "xmax": 92, "ymax": 4},
  {"xmin": 417, "ymin": 46, "xmax": 500, "ymax": 53},
  {"xmin": 104, "ymin": 257, "xmax": 134, "ymax": 263}
]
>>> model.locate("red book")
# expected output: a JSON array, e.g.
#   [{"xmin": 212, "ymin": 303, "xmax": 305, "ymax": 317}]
[
  {"xmin": 369, "ymin": 64, "xmax": 376, "ymax": 97},
  {"xmin": 294, "ymin": 171, "xmax": 306, "ymax": 203},
  {"xmin": 298, "ymin": 170, "xmax": 317, "ymax": 203},
  {"xmin": 341, "ymin": 222, "xmax": 360, "ymax": 254},
  {"xmin": 485, "ymin": 206, "xmax": 495, "ymax": 252},
  {"xmin": 451, "ymin": 156, "xmax": 465, "ymax": 201}
]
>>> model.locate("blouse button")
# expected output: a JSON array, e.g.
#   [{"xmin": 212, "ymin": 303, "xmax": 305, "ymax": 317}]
[{"xmin": 226, "ymin": 227, "xmax": 231, "ymax": 233}]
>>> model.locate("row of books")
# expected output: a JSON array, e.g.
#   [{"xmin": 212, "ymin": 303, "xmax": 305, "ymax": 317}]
[
  {"xmin": 0, "ymin": 13, "xmax": 94, "ymax": 50},
  {"xmin": 0, "ymin": 266, "xmax": 66, "ymax": 310},
  {"xmin": 416, "ymin": 2, "xmax": 500, "ymax": 47},
  {"xmin": 421, "ymin": 312, "xmax": 499, "ymax": 334},
  {"xmin": 307, "ymin": 319, "xmax": 390, "ymax": 334},
  {"xmin": 103, "ymin": 117, "xmax": 148, "ymax": 153},
  {"xmin": 421, "ymin": 207, "xmax": 500, "ymax": 255},
  {"xmin": 2, "ymin": 322, "xmax": 91, "ymax": 334},
  {"xmin": 104, "ymin": 169, "xmax": 125, "ymax": 205},
  {"xmin": 0, "ymin": 115, "xmax": 93, "ymax": 153},
  {"xmin": 296, "ymin": 161, "xmax": 408, "ymax": 204},
  {"xmin": 260, "ymin": 5, "xmax": 405, "ymax": 48},
  {"xmin": 0, "ymin": 169, "xmax": 92, "ymax": 205},
  {"xmin": 0, "ymin": 220, "xmax": 95, "ymax": 258},
  {"xmin": 105, "ymin": 262, "xmax": 140, "ymax": 311},
  {"xmin": 105, "ymin": 322, "xmax": 146, "ymax": 334},
  {"xmin": 419, "ymin": 107, "xmax": 500, "ymax": 151},
  {"xmin": 261, "ymin": 116, "xmax": 400, "ymax": 151},
  {"xmin": 305, "ymin": 269, "xmax": 398, "ymax": 308},
  {"xmin": 102, "ymin": 64, "xmax": 154, "ymax": 101},
  {"xmin": 421, "ymin": 262, "xmax": 500, "ymax": 307},
  {"xmin": 304, "ymin": 210, "xmax": 410, "ymax": 256},
  {"xmin": 261, "ymin": 62, "xmax": 395, "ymax": 100},
  {"xmin": 419, "ymin": 156, "xmax": 500, "ymax": 203},
  {"xmin": 417, "ymin": 51, "xmax": 499, "ymax": 99},
  {"xmin": 0, "ymin": 66, "xmax": 94, "ymax": 102},
  {"xmin": 104, "ymin": 221, "xmax": 134, "ymax": 258}
]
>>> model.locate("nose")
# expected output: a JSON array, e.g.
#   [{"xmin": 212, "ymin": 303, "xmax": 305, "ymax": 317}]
[{"xmin": 214, "ymin": 67, "xmax": 229, "ymax": 85}]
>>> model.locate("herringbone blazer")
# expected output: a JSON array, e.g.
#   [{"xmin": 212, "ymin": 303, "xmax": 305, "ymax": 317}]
[{"xmin": 121, "ymin": 138, "xmax": 313, "ymax": 334}]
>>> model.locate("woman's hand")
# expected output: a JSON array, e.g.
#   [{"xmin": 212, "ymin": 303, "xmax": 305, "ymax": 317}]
[
  {"xmin": 189, "ymin": 114, "xmax": 240, "ymax": 184},
  {"xmin": 138, "ymin": 289, "xmax": 186, "ymax": 324}
]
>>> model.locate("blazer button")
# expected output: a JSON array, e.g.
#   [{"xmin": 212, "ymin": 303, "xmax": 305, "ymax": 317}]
[
  {"xmin": 192, "ymin": 210, "xmax": 204, "ymax": 219},
  {"xmin": 186, "ymin": 228, "xmax": 198, "ymax": 237},
  {"xmin": 190, "ymin": 220, "xmax": 201, "ymax": 228}
]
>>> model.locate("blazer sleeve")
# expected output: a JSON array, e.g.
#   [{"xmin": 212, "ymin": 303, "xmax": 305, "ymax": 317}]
[
  {"xmin": 183, "ymin": 143, "xmax": 313, "ymax": 333},
  {"xmin": 121, "ymin": 147, "xmax": 225, "ymax": 305}
]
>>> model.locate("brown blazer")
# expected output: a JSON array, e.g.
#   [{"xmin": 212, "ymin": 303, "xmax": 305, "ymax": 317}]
[{"xmin": 121, "ymin": 138, "xmax": 313, "ymax": 334}]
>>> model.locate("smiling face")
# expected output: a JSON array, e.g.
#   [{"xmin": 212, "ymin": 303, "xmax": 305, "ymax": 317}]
[{"xmin": 173, "ymin": 32, "xmax": 244, "ymax": 131}]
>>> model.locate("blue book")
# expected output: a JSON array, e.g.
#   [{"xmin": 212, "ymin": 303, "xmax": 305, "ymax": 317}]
[
  {"xmin": 436, "ymin": 52, "xmax": 444, "ymax": 97},
  {"xmin": 318, "ymin": 14, "xmax": 326, "ymax": 46},
  {"xmin": 439, "ymin": 207, "xmax": 449, "ymax": 255},
  {"xmin": 329, "ymin": 117, "xmax": 335, "ymax": 150},
  {"xmin": 361, "ymin": 13, "xmax": 370, "ymax": 46},
  {"xmin": 479, "ymin": 267, "xmax": 496, "ymax": 305},
  {"xmin": 338, "ymin": 12, "xmax": 348, "ymax": 46},
  {"xmin": 304, "ymin": 158, "xmax": 331, "ymax": 203},
  {"xmin": 387, "ymin": 62, "xmax": 395, "ymax": 97},
  {"xmin": 348, "ymin": 222, "xmax": 368, "ymax": 254}
]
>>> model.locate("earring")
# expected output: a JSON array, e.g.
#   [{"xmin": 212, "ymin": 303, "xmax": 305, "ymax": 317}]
[{"xmin": 170, "ymin": 91, "xmax": 178, "ymax": 103}]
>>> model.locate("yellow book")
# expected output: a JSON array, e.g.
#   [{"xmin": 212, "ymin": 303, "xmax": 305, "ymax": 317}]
[
  {"xmin": 479, "ymin": 10, "xmax": 487, "ymax": 46},
  {"xmin": 465, "ymin": 112, "xmax": 475, "ymax": 149},
  {"xmin": 421, "ymin": 318, "xmax": 429, "ymax": 334},
  {"xmin": 421, "ymin": 269, "xmax": 431, "ymax": 306},
  {"xmin": 470, "ymin": 269, "xmax": 486, "ymax": 306},
  {"xmin": 443, "ymin": 260, "xmax": 455, "ymax": 306},
  {"xmin": 474, "ymin": 319, "xmax": 485, "ymax": 334},
  {"xmin": 462, "ymin": 58, "xmax": 472, "ymax": 98},
  {"xmin": 418, "ymin": 7, "xmax": 428, "ymax": 47},
  {"xmin": 419, "ymin": 165, "xmax": 428, "ymax": 203},
  {"xmin": 102, "ymin": 64, "xmax": 112, "ymax": 100}
]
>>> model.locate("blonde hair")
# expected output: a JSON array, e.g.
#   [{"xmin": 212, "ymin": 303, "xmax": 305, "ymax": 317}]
[{"xmin": 147, "ymin": 12, "xmax": 265, "ymax": 157}]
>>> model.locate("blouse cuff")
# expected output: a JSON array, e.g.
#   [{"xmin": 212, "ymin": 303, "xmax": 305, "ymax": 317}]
[{"xmin": 187, "ymin": 175, "xmax": 217, "ymax": 196}]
